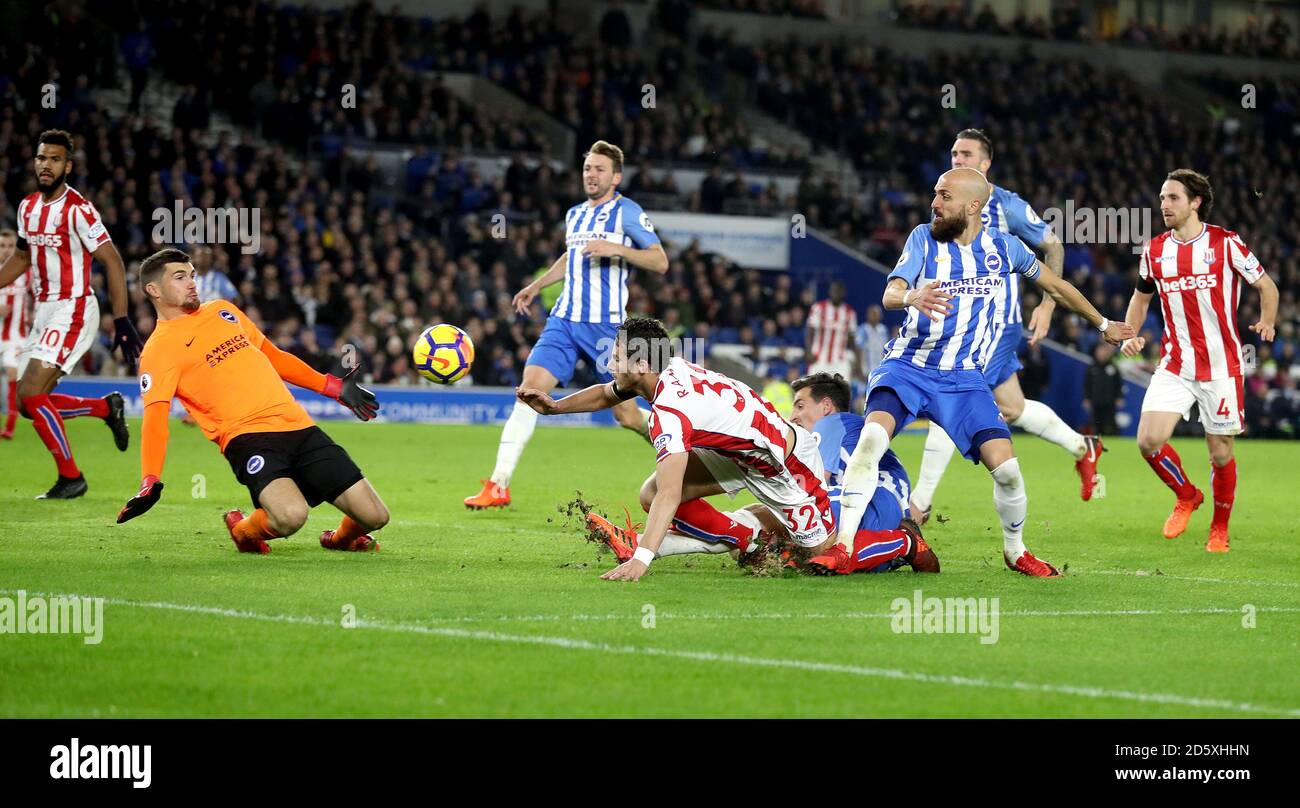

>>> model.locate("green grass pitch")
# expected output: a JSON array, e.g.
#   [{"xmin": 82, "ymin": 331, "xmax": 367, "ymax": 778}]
[{"xmin": 1, "ymin": 415, "xmax": 1297, "ymax": 717}]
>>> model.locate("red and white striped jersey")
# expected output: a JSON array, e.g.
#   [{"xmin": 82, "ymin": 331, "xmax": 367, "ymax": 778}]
[
  {"xmin": 650, "ymin": 357, "xmax": 796, "ymax": 476},
  {"xmin": 0, "ymin": 268, "xmax": 31, "ymax": 342},
  {"xmin": 1139, "ymin": 224, "xmax": 1265, "ymax": 382},
  {"xmin": 16, "ymin": 186, "xmax": 112, "ymax": 302},
  {"xmin": 807, "ymin": 300, "xmax": 858, "ymax": 365}
]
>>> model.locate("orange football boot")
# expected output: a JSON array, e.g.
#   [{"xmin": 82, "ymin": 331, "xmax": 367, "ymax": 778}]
[
  {"xmin": 464, "ymin": 479, "xmax": 510, "ymax": 510},
  {"xmin": 1206, "ymin": 524, "xmax": 1230, "ymax": 553},
  {"xmin": 224, "ymin": 509, "xmax": 270, "ymax": 554},
  {"xmin": 1163, "ymin": 489, "xmax": 1204, "ymax": 539},
  {"xmin": 585, "ymin": 509, "xmax": 639, "ymax": 563}
]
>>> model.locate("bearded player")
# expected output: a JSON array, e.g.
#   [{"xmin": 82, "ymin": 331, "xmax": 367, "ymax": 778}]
[
  {"xmin": 0, "ymin": 130, "xmax": 139, "ymax": 498},
  {"xmin": 517, "ymin": 318, "xmax": 935, "ymax": 581},
  {"xmin": 1120, "ymin": 169, "xmax": 1278, "ymax": 553},
  {"xmin": 909, "ymin": 130, "xmax": 1104, "ymax": 523},
  {"xmin": 834, "ymin": 168, "xmax": 1133, "ymax": 578},
  {"xmin": 115, "ymin": 249, "xmax": 390, "ymax": 555},
  {"xmin": 464, "ymin": 140, "xmax": 667, "ymax": 510}
]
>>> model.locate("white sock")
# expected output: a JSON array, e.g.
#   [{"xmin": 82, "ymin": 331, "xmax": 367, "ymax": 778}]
[
  {"xmin": 835, "ymin": 421, "xmax": 890, "ymax": 545},
  {"xmin": 490, "ymin": 400, "xmax": 539, "ymax": 488},
  {"xmin": 991, "ymin": 457, "xmax": 1028, "ymax": 559},
  {"xmin": 911, "ymin": 422, "xmax": 957, "ymax": 513},
  {"xmin": 658, "ymin": 533, "xmax": 735, "ymax": 557},
  {"xmin": 1010, "ymin": 399, "xmax": 1086, "ymax": 459}
]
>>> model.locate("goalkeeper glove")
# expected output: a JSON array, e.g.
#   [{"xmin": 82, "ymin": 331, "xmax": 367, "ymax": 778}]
[
  {"xmin": 117, "ymin": 476, "xmax": 164, "ymax": 523},
  {"xmin": 323, "ymin": 365, "xmax": 379, "ymax": 421}
]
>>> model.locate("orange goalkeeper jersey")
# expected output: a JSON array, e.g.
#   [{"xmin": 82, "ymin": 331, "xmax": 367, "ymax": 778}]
[{"xmin": 138, "ymin": 301, "xmax": 319, "ymax": 452}]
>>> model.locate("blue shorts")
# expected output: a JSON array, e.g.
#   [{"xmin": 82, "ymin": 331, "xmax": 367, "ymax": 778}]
[
  {"xmin": 866, "ymin": 358, "xmax": 1012, "ymax": 462},
  {"xmin": 526, "ymin": 317, "xmax": 617, "ymax": 386},
  {"xmin": 828, "ymin": 483, "xmax": 909, "ymax": 574},
  {"xmin": 982, "ymin": 321, "xmax": 1023, "ymax": 389}
]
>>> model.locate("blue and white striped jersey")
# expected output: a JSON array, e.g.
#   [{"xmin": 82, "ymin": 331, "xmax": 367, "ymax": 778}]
[
  {"xmin": 883, "ymin": 223, "xmax": 1040, "ymax": 371},
  {"xmin": 551, "ymin": 193, "xmax": 660, "ymax": 324},
  {"xmin": 195, "ymin": 270, "xmax": 238, "ymax": 304},
  {"xmin": 813, "ymin": 411, "xmax": 909, "ymax": 506},
  {"xmin": 981, "ymin": 184, "xmax": 1053, "ymax": 325}
]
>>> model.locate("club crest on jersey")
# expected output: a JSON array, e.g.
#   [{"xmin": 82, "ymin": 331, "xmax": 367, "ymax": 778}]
[
  {"xmin": 139, "ymin": 373, "xmax": 152, "ymax": 393},
  {"xmin": 219, "ymin": 310, "xmax": 237, "ymax": 323},
  {"xmin": 595, "ymin": 211, "xmax": 611, "ymax": 223},
  {"xmin": 983, "ymin": 253, "xmax": 1004, "ymax": 272},
  {"xmin": 980, "ymin": 211, "xmax": 991, "ymax": 226},
  {"xmin": 246, "ymin": 455, "xmax": 265, "ymax": 475},
  {"xmin": 1203, "ymin": 248, "xmax": 1215, "ymax": 265}
]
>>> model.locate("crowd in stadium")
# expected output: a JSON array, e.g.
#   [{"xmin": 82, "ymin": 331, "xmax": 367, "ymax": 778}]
[{"xmin": 1, "ymin": 0, "xmax": 1298, "ymax": 438}]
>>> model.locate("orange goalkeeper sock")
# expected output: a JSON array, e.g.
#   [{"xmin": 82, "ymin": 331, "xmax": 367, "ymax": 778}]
[
  {"xmin": 328, "ymin": 515, "xmax": 368, "ymax": 546},
  {"xmin": 234, "ymin": 509, "xmax": 279, "ymax": 542}
]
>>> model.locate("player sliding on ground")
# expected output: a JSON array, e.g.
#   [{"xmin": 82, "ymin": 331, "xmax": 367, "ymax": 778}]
[
  {"xmin": 908, "ymin": 129, "xmax": 1104, "ymax": 522},
  {"xmin": 115, "ymin": 249, "xmax": 391, "ymax": 555},
  {"xmin": 517, "ymin": 318, "xmax": 937, "ymax": 581},
  {"xmin": 835, "ymin": 168, "xmax": 1133, "ymax": 578},
  {"xmin": 1120, "ymin": 169, "xmax": 1278, "ymax": 553}
]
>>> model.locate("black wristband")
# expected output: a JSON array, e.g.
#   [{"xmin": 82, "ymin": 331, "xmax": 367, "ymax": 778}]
[
  {"xmin": 1135, "ymin": 277, "xmax": 1156, "ymax": 294},
  {"xmin": 610, "ymin": 381, "xmax": 638, "ymax": 401}
]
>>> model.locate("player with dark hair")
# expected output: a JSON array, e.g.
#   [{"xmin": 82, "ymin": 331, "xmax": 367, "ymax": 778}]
[
  {"xmin": 1121, "ymin": 169, "xmax": 1278, "ymax": 552},
  {"xmin": 0, "ymin": 129, "xmax": 139, "ymax": 498},
  {"xmin": 518, "ymin": 317, "xmax": 933, "ymax": 581},
  {"xmin": 116, "ymin": 249, "xmax": 390, "ymax": 556},
  {"xmin": 790, "ymin": 371, "xmax": 938, "ymax": 574}
]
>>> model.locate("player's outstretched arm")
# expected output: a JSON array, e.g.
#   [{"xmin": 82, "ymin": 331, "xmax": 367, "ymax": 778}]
[
  {"xmin": 1026, "ymin": 232, "xmax": 1064, "ymax": 345},
  {"xmin": 516, "ymin": 382, "xmax": 620, "ymax": 416},
  {"xmin": 259, "ymin": 339, "xmax": 378, "ymax": 420},
  {"xmin": 1031, "ymin": 262, "xmax": 1134, "ymax": 346},
  {"xmin": 602, "ymin": 452, "xmax": 687, "ymax": 582},
  {"xmin": 1249, "ymin": 272, "xmax": 1279, "ymax": 342},
  {"xmin": 117, "ymin": 401, "xmax": 170, "ymax": 523}
]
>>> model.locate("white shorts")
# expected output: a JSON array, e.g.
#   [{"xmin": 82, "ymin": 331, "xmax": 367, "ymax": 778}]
[
  {"xmin": 17, "ymin": 296, "xmax": 100, "ymax": 377},
  {"xmin": 1, "ymin": 338, "xmax": 22, "ymax": 370},
  {"xmin": 693, "ymin": 423, "xmax": 834, "ymax": 547},
  {"xmin": 1141, "ymin": 368, "xmax": 1244, "ymax": 436},
  {"xmin": 808, "ymin": 359, "xmax": 853, "ymax": 381}
]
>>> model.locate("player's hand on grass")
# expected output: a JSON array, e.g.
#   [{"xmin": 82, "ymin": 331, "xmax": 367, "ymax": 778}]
[
  {"xmin": 600, "ymin": 559, "xmax": 648, "ymax": 582},
  {"xmin": 512, "ymin": 285, "xmax": 538, "ymax": 315},
  {"xmin": 516, "ymin": 387, "xmax": 560, "ymax": 415},
  {"xmin": 117, "ymin": 476, "xmax": 164, "ymax": 523},
  {"xmin": 1103, "ymin": 321, "xmax": 1137, "ymax": 347},
  {"xmin": 325, "ymin": 366, "xmax": 379, "ymax": 421},
  {"xmin": 906, "ymin": 281, "xmax": 954, "ymax": 322},
  {"xmin": 1249, "ymin": 320, "xmax": 1276, "ymax": 341},
  {"xmin": 114, "ymin": 316, "xmax": 144, "ymax": 367},
  {"xmin": 1120, "ymin": 336, "xmax": 1145, "ymax": 357},
  {"xmin": 1027, "ymin": 300, "xmax": 1054, "ymax": 346}
]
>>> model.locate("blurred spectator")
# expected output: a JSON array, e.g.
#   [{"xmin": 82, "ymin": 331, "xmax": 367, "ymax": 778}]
[
  {"xmin": 855, "ymin": 304, "xmax": 890, "ymax": 375},
  {"xmin": 1083, "ymin": 342, "xmax": 1123, "ymax": 435}
]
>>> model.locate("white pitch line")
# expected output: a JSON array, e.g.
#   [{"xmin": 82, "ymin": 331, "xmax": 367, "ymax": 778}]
[
  {"xmin": 939, "ymin": 560, "xmax": 1300, "ymax": 589},
  {"xmin": 6, "ymin": 589, "xmax": 1298, "ymax": 718}
]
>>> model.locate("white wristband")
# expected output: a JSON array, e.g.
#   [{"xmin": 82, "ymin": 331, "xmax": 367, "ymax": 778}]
[
  {"xmin": 1097, "ymin": 317, "xmax": 1110, "ymax": 333},
  {"xmin": 632, "ymin": 546, "xmax": 656, "ymax": 566},
  {"xmin": 903, "ymin": 289, "xmax": 914, "ymax": 307}
]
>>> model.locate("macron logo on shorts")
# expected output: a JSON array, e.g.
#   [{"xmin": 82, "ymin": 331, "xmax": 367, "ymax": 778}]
[{"xmin": 246, "ymin": 455, "xmax": 265, "ymax": 475}]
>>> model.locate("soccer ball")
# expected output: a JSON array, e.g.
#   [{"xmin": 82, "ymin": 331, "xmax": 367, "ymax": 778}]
[{"xmin": 413, "ymin": 324, "xmax": 474, "ymax": 384}]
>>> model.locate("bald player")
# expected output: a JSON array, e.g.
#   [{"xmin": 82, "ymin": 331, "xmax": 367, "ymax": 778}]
[
  {"xmin": 833, "ymin": 169, "xmax": 1133, "ymax": 577},
  {"xmin": 116, "ymin": 248, "xmax": 390, "ymax": 555}
]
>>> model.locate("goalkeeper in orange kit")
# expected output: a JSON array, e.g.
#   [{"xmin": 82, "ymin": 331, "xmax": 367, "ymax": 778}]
[{"xmin": 116, "ymin": 248, "xmax": 390, "ymax": 554}]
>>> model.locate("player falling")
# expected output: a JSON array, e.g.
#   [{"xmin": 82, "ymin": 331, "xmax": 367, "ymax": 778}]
[
  {"xmin": 464, "ymin": 140, "xmax": 667, "ymax": 510},
  {"xmin": 909, "ymin": 130, "xmax": 1104, "ymax": 522},
  {"xmin": 0, "ymin": 229, "xmax": 31, "ymax": 439},
  {"xmin": 835, "ymin": 168, "xmax": 1133, "ymax": 578},
  {"xmin": 517, "ymin": 318, "xmax": 937, "ymax": 581},
  {"xmin": 115, "ymin": 249, "xmax": 390, "ymax": 555},
  {"xmin": 0, "ymin": 130, "xmax": 138, "ymax": 498},
  {"xmin": 1120, "ymin": 169, "xmax": 1278, "ymax": 552}
]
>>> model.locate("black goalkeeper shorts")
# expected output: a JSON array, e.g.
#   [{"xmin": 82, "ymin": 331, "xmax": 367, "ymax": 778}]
[{"xmin": 224, "ymin": 426, "xmax": 364, "ymax": 509}]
